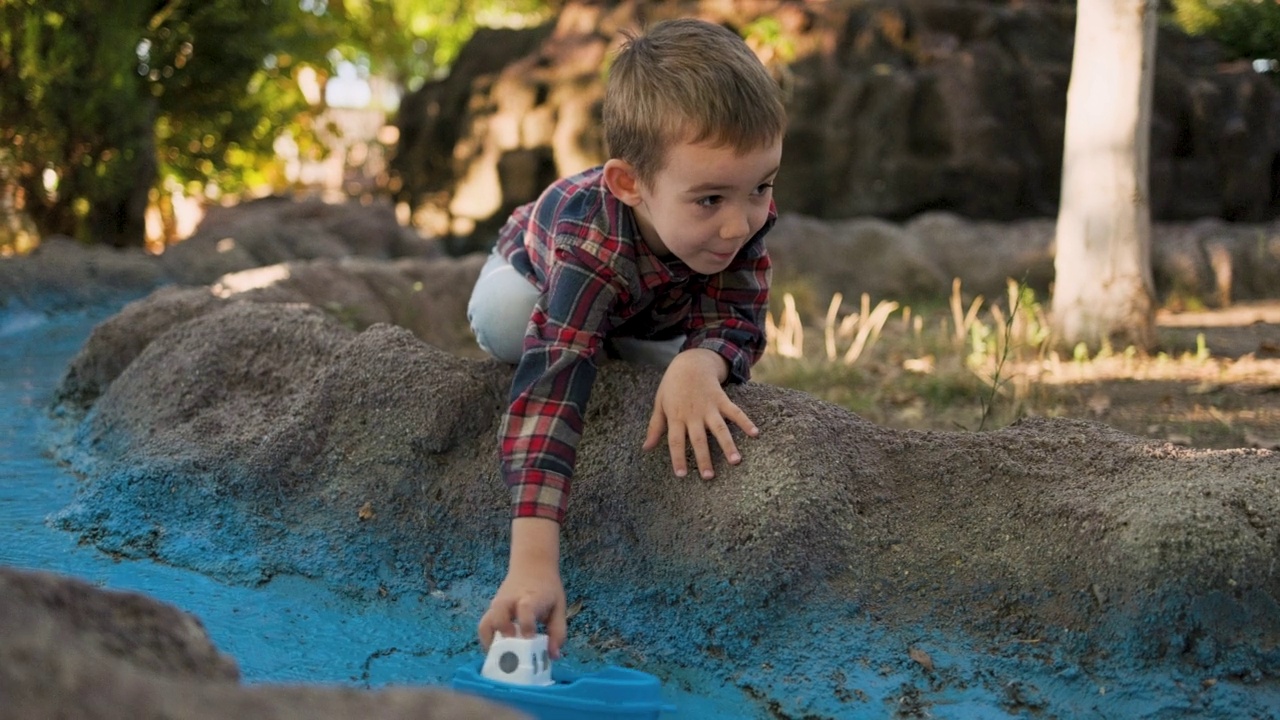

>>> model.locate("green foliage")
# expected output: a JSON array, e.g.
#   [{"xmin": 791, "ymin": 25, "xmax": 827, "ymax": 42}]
[
  {"xmin": 0, "ymin": 0, "xmax": 337, "ymax": 246},
  {"xmin": 1171, "ymin": 0, "xmax": 1280, "ymax": 61},
  {"xmin": 330, "ymin": 0, "xmax": 551, "ymax": 89},
  {"xmin": 145, "ymin": 1, "xmax": 338, "ymax": 197},
  {"xmin": 2, "ymin": 1, "xmax": 153, "ymax": 244},
  {"xmin": 741, "ymin": 16, "xmax": 797, "ymax": 64},
  {"xmin": 1, "ymin": 0, "xmax": 552, "ymax": 249}
]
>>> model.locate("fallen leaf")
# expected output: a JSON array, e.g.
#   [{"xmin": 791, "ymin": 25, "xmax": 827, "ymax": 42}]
[
  {"xmin": 565, "ymin": 599, "xmax": 584, "ymax": 621},
  {"xmin": 358, "ymin": 501, "xmax": 376, "ymax": 521},
  {"xmin": 1166, "ymin": 433, "xmax": 1193, "ymax": 446},
  {"xmin": 908, "ymin": 646, "xmax": 934, "ymax": 673}
]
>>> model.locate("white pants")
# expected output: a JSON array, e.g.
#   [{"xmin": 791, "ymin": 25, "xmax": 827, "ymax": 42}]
[{"xmin": 467, "ymin": 251, "xmax": 684, "ymax": 366}]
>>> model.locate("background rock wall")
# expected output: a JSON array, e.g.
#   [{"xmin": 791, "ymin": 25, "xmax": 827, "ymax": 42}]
[
  {"xmin": 3, "ymin": 197, "xmax": 1277, "ymax": 325},
  {"xmin": 390, "ymin": 0, "xmax": 1280, "ymax": 252}
]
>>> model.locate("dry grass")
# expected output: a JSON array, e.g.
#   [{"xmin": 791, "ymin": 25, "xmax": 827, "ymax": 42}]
[{"xmin": 755, "ymin": 279, "xmax": 1280, "ymax": 442}]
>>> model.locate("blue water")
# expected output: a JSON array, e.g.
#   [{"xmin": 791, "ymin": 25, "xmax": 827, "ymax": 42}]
[{"xmin": 4, "ymin": 306, "xmax": 1277, "ymax": 719}]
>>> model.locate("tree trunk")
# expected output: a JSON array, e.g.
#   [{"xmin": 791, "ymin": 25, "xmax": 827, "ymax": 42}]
[
  {"xmin": 86, "ymin": 101, "xmax": 157, "ymax": 248},
  {"xmin": 1050, "ymin": 0, "xmax": 1158, "ymax": 352}
]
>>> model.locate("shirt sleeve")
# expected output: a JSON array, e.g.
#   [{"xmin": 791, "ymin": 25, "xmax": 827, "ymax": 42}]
[
  {"xmin": 683, "ymin": 229, "xmax": 772, "ymax": 385},
  {"xmin": 501, "ymin": 240, "xmax": 620, "ymax": 523},
  {"xmin": 494, "ymin": 201, "xmax": 534, "ymax": 267}
]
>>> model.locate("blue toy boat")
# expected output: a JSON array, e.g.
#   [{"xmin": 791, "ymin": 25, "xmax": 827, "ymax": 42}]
[{"xmin": 451, "ymin": 660, "xmax": 677, "ymax": 719}]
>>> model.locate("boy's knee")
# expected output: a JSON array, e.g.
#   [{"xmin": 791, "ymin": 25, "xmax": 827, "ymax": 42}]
[
  {"xmin": 469, "ymin": 305, "xmax": 531, "ymax": 364},
  {"xmin": 468, "ymin": 253, "xmax": 539, "ymax": 364}
]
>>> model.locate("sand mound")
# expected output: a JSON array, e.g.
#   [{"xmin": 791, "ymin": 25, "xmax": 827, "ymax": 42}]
[{"xmin": 50, "ymin": 255, "xmax": 1280, "ymax": 679}]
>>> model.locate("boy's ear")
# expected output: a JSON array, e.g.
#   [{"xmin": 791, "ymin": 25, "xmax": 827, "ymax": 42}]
[{"xmin": 603, "ymin": 159, "xmax": 644, "ymax": 207}]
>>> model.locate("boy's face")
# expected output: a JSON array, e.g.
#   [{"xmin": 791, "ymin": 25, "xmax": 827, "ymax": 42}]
[{"xmin": 612, "ymin": 136, "xmax": 782, "ymax": 275}]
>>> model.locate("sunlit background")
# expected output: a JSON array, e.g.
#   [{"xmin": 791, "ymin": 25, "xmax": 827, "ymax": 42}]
[
  {"xmin": 0, "ymin": 0, "xmax": 551, "ymax": 255},
  {"xmin": 0, "ymin": 0, "xmax": 1276, "ymax": 256}
]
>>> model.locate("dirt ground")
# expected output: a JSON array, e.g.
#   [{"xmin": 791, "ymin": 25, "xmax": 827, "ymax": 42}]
[{"xmin": 1005, "ymin": 300, "xmax": 1280, "ymax": 451}]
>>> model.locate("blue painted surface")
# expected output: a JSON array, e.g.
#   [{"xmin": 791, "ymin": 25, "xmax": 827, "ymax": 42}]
[
  {"xmin": 2, "ymin": 305, "xmax": 1278, "ymax": 719},
  {"xmin": 451, "ymin": 662, "xmax": 676, "ymax": 719},
  {"xmin": 0, "ymin": 307, "xmax": 767, "ymax": 717}
]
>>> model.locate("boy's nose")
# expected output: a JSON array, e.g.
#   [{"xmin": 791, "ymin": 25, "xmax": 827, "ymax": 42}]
[{"xmin": 720, "ymin": 207, "xmax": 750, "ymax": 240}]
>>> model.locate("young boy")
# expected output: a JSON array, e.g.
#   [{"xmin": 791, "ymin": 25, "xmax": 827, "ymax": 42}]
[{"xmin": 469, "ymin": 17, "xmax": 786, "ymax": 658}]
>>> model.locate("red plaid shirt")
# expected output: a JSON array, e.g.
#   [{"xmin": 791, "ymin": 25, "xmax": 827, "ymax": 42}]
[{"xmin": 493, "ymin": 166, "xmax": 774, "ymax": 523}]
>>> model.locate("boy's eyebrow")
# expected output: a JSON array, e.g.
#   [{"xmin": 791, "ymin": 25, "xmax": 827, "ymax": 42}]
[{"xmin": 685, "ymin": 165, "xmax": 780, "ymax": 194}]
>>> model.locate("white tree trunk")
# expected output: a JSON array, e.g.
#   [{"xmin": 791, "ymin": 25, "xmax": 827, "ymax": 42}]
[{"xmin": 1051, "ymin": 0, "xmax": 1158, "ymax": 351}]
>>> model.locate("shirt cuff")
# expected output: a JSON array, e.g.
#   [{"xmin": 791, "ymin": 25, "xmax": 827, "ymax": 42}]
[
  {"xmin": 692, "ymin": 337, "xmax": 752, "ymax": 384},
  {"xmin": 508, "ymin": 470, "xmax": 570, "ymax": 524}
]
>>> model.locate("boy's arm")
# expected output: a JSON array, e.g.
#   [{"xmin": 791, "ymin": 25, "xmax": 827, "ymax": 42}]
[
  {"xmin": 501, "ymin": 241, "xmax": 620, "ymax": 522},
  {"xmin": 481, "ymin": 242, "xmax": 620, "ymax": 656},
  {"xmin": 479, "ymin": 170, "xmax": 625, "ymax": 657},
  {"xmin": 645, "ymin": 224, "xmax": 773, "ymax": 479},
  {"xmin": 478, "ymin": 517, "xmax": 566, "ymax": 657}
]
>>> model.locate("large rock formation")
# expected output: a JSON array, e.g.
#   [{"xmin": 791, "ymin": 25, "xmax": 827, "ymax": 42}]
[
  {"xmin": 766, "ymin": 210, "xmax": 1280, "ymax": 308},
  {"xmin": 391, "ymin": 0, "xmax": 1280, "ymax": 254},
  {"xmin": 161, "ymin": 195, "xmax": 440, "ymax": 285},
  {"xmin": 44, "ymin": 245, "xmax": 1280, "ymax": 717},
  {"xmin": 0, "ymin": 195, "xmax": 442, "ymax": 312}
]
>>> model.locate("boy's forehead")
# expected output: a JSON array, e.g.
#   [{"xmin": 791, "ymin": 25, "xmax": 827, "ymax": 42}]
[{"xmin": 659, "ymin": 136, "xmax": 782, "ymax": 183}]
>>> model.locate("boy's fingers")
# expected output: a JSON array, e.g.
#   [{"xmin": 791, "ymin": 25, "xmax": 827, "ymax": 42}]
[
  {"xmin": 708, "ymin": 416, "xmax": 741, "ymax": 464},
  {"xmin": 722, "ymin": 400, "xmax": 759, "ymax": 437},
  {"xmin": 643, "ymin": 407, "xmax": 666, "ymax": 451},
  {"xmin": 514, "ymin": 600, "xmax": 539, "ymax": 639},
  {"xmin": 479, "ymin": 604, "xmax": 518, "ymax": 647},
  {"xmin": 687, "ymin": 424, "xmax": 714, "ymax": 479},
  {"xmin": 477, "ymin": 614, "xmax": 495, "ymax": 650},
  {"xmin": 666, "ymin": 422, "xmax": 688, "ymax": 477},
  {"xmin": 547, "ymin": 605, "xmax": 568, "ymax": 659}
]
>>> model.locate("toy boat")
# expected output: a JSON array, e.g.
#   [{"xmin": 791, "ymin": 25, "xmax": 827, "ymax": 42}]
[{"xmin": 451, "ymin": 632, "xmax": 676, "ymax": 719}]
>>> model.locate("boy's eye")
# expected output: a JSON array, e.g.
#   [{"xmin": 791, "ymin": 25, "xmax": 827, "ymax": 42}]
[
  {"xmin": 754, "ymin": 182, "xmax": 775, "ymax": 195},
  {"xmin": 696, "ymin": 195, "xmax": 723, "ymax": 208}
]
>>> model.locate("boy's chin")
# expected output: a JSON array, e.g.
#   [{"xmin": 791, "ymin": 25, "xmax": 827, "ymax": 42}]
[{"xmin": 688, "ymin": 256, "xmax": 735, "ymax": 275}]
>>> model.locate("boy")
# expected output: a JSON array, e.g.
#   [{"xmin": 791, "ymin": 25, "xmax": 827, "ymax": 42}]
[{"xmin": 469, "ymin": 17, "xmax": 786, "ymax": 658}]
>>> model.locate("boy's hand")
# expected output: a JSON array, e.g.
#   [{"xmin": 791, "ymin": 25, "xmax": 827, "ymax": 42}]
[
  {"xmin": 478, "ymin": 517, "xmax": 566, "ymax": 658},
  {"xmin": 643, "ymin": 348, "xmax": 760, "ymax": 479}
]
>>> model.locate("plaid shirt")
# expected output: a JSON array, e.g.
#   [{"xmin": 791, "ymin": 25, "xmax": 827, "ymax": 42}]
[{"xmin": 493, "ymin": 165, "xmax": 774, "ymax": 523}]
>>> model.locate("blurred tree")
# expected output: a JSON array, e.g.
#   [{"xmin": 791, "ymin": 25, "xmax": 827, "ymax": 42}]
[
  {"xmin": 334, "ymin": 0, "xmax": 552, "ymax": 90},
  {"xmin": 0, "ymin": 0, "xmax": 549, "ymax": 250},
  {"xmin": 1171, "ymin": 0, "xmax": 1280, "ymax": 62},
  {"xmin": 0, "ymin": 0, "xmax": 337, "ymax": 247},
  {"xmin": 1051, "ymin": 0, "xmax": 1159, "ymax": 351}
]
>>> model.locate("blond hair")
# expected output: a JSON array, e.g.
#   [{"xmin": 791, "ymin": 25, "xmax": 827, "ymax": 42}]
[{"xmin": 603, "ymin": 18, "xmax": 787, "ymax": 185}]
